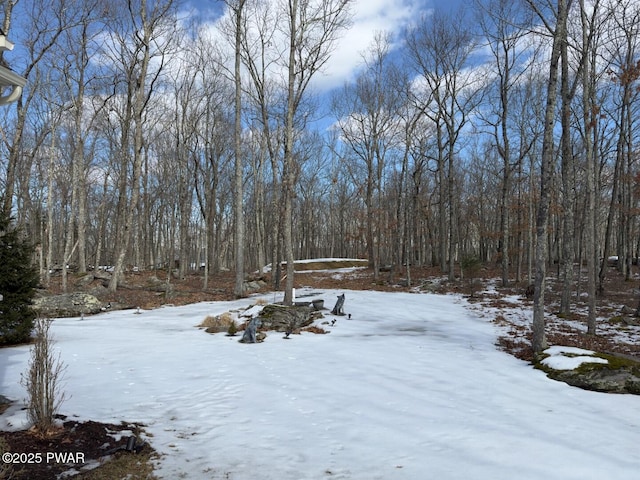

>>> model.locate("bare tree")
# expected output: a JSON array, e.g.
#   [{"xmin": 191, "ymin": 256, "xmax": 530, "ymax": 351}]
[
  {"xmin": 526, "ymin": 0, "xmax": 570, "ymax": 356},
  {"xmin": 237, "ymin": 0, "xmax": 285, "ymax": 287},
  {"xmin": 107, "ymin": 0, "xmax": 176, "ymax": 291},
  {"xmin": 578, "ymin": 0, "xmax": 606, "ymax": 335},
  {"xmin": 598, "ymin": 0, "xmax": 640, "ymax": 292},
  {"xmin": 0, "ymin": 0, "xmax": 76, "ymax": 218},
  {"xmin": 333, "ymin": 32, "xmax": 403, "ymax": 282},
  {"xmin": 476, "ymin": 0, "xmax": 533, "ymax": 287},
  {"xmin": 221, "ymin": 0, "xmax": 247, "ymax": 297},
  {"xmin": 280, "ymin": 0, "xmax": 353, "ymax": 305},
  {"xmin": 406, "ymin": 7, "xmax": 482, "ymax": 280},
  {"xmin": 233, "ymin": 0, "xmax": 246, "ymax": 297},
  {"xmin": 53, "ymin": 0, "xmax": 111, "ymax": 290},
  {"xmin": 182, "ymin": 24, "xmax": 234, "ymax": 286}
]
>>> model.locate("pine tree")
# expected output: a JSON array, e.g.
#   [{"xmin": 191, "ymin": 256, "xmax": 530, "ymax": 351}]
[{"xmin": 0, "ymin": 212, "xmax": 39, "ymax": 345}]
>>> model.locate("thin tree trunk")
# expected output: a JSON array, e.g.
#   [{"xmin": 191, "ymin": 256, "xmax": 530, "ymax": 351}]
[
  {"xmin": 532, "ymin": 0, "xmax": 568, "ymax": 356},
  {"xmin": 44, "ymin": 125, "xmax": 56, "ymax": 288},
  {"xmin": 233, "ymin": 0, "xmax": 246, "ymax": 297},
  {"xmin": 559, "ymin": 22, "xmax": 575, "ymax": 315},
  {"xmin": 281, "ymin": 0, "xmax": 299, "ymax": 306},
  {"xmin": 581, "ymin": 0, "xmax": 598, "ymax": 335}
]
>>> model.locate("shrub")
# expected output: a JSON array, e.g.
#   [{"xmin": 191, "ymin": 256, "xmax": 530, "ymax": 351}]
[
  {"xmin": 460, "ymin": 255, "xmax": 482, "ymax": 279},
  {"xmin": 199, "ymin": 312, "xmax": 236, "ymax": 334},
  {"xmin": 21, "ymin": 318, "xmax": 67, "ymax": 436},
  {"xmin": 460, "ymin": 255, "xmax": 482, "ymax": 297},
  {"xmin": 0, "ymin": 212, "xmax": 39, "ymax": 345},
  {"xmin": 227, "ymin": 320, "xmax": 238, "ymax": 336}
]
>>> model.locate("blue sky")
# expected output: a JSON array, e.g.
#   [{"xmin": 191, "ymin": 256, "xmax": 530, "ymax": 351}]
[
  {"xmin": 176, "ymin": 0, "xmax": 474, "ymax": 133},
  {"xmin": 181, "ymin": 0, "xmax": 469, "ymax": 92}
]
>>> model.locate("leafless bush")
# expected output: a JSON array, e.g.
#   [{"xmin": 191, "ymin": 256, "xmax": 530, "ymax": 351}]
[
  {"xmin": 20, "ymin": 318, "xmax": 67, "ymax": 436},
  {"xmin": 198, "ymin": 312, "xmax": 235, "ymax": 333}
]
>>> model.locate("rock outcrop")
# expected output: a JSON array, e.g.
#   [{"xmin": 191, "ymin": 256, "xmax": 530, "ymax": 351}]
[
  {"xmin": 33, "ymin": 292, "xmax": 105, "ymax": 318},
  {"xmin": 542, "ymin": 352, "xmax": 640, "ymax": 395},
  {"xmin": 257, "ymin": 304, "xmax": 322, "ymax": 332}
]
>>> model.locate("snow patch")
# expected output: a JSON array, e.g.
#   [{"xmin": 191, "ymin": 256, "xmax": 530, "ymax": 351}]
[
  {"xmin": 1, "ymin": 288, "xmax": 639, "ymax": 480},
  {"xmin": 542, "ymin": 346, "xmax": 609, "ymax": 370}
]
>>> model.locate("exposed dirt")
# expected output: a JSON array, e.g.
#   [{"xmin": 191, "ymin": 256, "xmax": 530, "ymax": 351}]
[
  {"xmin": 2, "ymin": 264, "xmax": 640, "ymax": 479},
  {"xmin": 1, "ymin": 416, "xmax": 152, "ymax": 479}
]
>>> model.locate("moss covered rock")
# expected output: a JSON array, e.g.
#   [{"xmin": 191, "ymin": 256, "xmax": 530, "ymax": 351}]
[
  {"xmin": 258, "ymin": 304, "xmax": 322, "ymax": 332},
  {"xmin": 33, "ymin": 292, "xmax": 105, "ymax": 318},
  {"xmin": 540, "ymin": 350, "xmax": 640, "ymax": 395}
]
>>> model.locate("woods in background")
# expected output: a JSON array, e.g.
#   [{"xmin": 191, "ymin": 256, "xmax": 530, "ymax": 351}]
[{"xmin": 0, "ymin": 1, "xmax": 639, "ymax": 351}]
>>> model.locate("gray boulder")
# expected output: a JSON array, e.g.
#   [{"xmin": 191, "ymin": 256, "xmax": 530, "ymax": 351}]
[
  {"xmin": 257, "ymin": 304, "xmax": 322, "ymax": 332},
  {"xmin": 243, "ymin": 280, "xmax": 267, "ymax": 293},
  {"xmin": 544, "ymin": 353, "xmax": 640, "ymax": 395},
  {"xmin": 550, "ymin": 368, "xmax": 640, "ymax": 394},
  {"xmin": 74, "ymin": 273, "xmax": 95, "ymax": 288},
  {"xmin": 146, "ymin": 275, "xmax": 174, "ymax": 295},
  {"xmin": 33, "ymin": 292, "xmax": 105, "ymax": 318}
]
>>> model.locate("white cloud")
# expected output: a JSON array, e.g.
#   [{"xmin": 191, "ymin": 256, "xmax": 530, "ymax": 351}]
[
  {"xmin": 316, "ymin": 0, "xmax": 426, "ymax": 91},
  {"xmin": 188, "ymin": 0, "xmax": 427, "ymax": 93}
]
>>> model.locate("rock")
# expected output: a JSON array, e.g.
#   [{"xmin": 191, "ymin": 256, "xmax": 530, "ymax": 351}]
[
  {"xmin": 33, "ymin": 292, "xmax": 105, "ymax": 318},
  {"xmin": 257, "ymin": 304, "xmax": 322, "ymax": 332},
  {"xmin": 550, "ymin": 368, "xmax": 640, "ymax": 394},
  {"xmin": 243, "ymin": 280, "xmax": 267, "ymax": 293},
  {"xmin": 146, "ymin": 275, "xmax": 164, "ymax": 286},
  {"xmin": 89, "ymin": 284, "xmax": 109, "ymax": 297},
  {"xmin": 620, "ymin": 305, "xmax": 635, "ymax": 315},
  {"xmin": 420, "ymin": 279, "xmax": 443, "ymax": 293},
  {"xmin": 0, "ymin": 395, "xmax": 11, "ymax": 414},
  {"xmin": 93, "ymin": 269, "xmax": 112, "ymax": 282},
  {"xmin": 543, "ymin": 353, "xmax": 640, "ymax": 395},
  {"xmin": 147, "ymin": 277, "xmax": 174, "ymax": 295},
  {"xmin": 74, "ymin": 274, "xmax": 95, "ymax": 288}
]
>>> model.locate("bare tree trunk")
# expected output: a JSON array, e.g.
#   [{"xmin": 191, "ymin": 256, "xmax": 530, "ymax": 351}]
[
  {"xmin": 580, "ymin": 0, "xmax": 600, "ymax": 335},
  {"xmin": 72, "ymin": 18, "xmax": 91, "ymax": 275},
  {"xmin": 559, "ymin": 16, "xmax": 575, "ymax": 315},
  {"xmin": 282, "ymin": 0, "xmax": 297, "ymax": 305},
  {"xmin": 437, "ymin": 133, "xmax": 447, "ymax": 273},
  {"xmin": 233, "ymin": 0, "xmax": 246, "ymax": 297},
  {"xmin": 531, "ymin": 0, "xmax": 568, "ymax": 356},
  {"xmin": 254, "ymin": 141, "xmax": 266, "ymax": 274},
  {"xmin": 598, "ymin": 147, "xmax": 621, "ymax": 293},
  {"xmin": 447, "ymin": 148, "xmax": 456, "ymax": 281},
  {"xmin": 281, "ymin": 0, "xmax": 353, "ymax": 305},
  {"xmin": 44, "ymin": 124, "xmax": 56, "ymax": 288}
]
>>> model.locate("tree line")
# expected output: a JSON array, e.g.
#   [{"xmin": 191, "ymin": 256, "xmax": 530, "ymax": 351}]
[{"xmin": 0, "ymin": 0, "xmax": 638, "ymax": 353}]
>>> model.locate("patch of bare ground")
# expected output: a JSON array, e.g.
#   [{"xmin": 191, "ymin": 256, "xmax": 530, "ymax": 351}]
[
  {"xmin": 4, "ymin": 264, "xmax": 640, "ymax": 477},
  {"xmin": 471, "ymin": 268, "xmax": 640, "ymax": 363},
  {"xmin": 1, "ymin": 417, "xmax": 156, "ymax": 480}
]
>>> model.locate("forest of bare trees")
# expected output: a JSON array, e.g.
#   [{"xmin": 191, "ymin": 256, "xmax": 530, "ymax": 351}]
[{"xmin": 1, "ymin": 0, "xmax": 640, "ymax": 351}]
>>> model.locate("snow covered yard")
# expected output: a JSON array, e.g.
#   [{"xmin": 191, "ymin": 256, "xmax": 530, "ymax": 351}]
[{"xmin": 1, "ymin": 288, "xmax": 640, "ymax": 479}]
